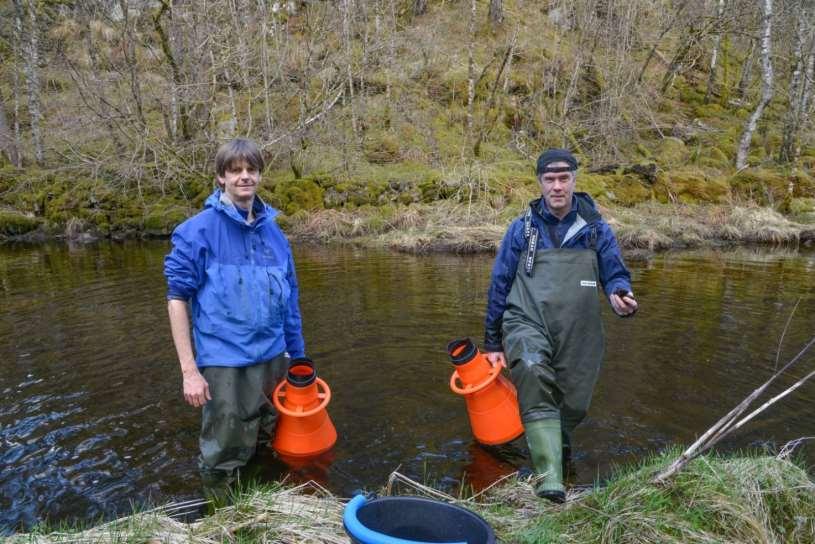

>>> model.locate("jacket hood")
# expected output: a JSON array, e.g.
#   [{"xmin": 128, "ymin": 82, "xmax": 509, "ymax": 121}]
[{"xmin": 204, "ymin": 189, "xmax": 279, "ymax": 225}]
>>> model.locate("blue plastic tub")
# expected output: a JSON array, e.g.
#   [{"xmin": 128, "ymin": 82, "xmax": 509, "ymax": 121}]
[{"xmin": 343, "ymin": 494, "xmax": 496, "ymax": 544}]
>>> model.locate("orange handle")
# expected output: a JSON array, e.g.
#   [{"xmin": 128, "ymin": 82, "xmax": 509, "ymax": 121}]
[
  {"xmin": 272, "ymin": 378, "xmax": 332, "ymax": 417},
  {"xmin": 449, "ymin": 363, "xmax": 502, "ymax": 396}
]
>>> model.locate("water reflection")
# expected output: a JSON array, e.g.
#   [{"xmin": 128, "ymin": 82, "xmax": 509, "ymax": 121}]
[{"xmin": 1, "ymin": 242, "xmax": 814, "ymax": 533}]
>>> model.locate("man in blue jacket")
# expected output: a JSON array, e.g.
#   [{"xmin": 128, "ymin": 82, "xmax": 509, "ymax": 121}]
[
  {"xmin": 165, "ymin": 138, "xmax": 306, "ymax": 484},
  {"xmin": 484, "ymin": 148, "xmax": 637, "ymax": 503}
]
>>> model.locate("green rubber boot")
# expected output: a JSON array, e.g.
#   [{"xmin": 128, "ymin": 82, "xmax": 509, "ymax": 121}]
[{"xmin": 525, "ymin": 419, "xmax": 566, "ymax": 503}]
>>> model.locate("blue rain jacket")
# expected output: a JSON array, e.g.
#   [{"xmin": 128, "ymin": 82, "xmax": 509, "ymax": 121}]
[
  {"xmin": 164, "ymin": 190, "xmax": 305, "ymax": 366},
  {"xmin": 484, "ymin": 192, "xmax": 631, "ymax": 352}
]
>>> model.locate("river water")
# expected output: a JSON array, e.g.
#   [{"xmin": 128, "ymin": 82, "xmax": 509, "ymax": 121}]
[{"xmin": 1, "ymin": 241, "xmax": 815, "ymax": 533}]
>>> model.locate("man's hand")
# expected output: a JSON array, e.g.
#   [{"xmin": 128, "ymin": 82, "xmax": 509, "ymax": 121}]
[
  {"xmin": 610, "ymin": 290, "xmax": 638, "ymax": 317},
  {"xmin": 183, "ymin": 368, "xmax": 211, "ymax": 407},
  {"xmin": 485, "ymin": 351, "xmax": 507, "ymax": 367}
]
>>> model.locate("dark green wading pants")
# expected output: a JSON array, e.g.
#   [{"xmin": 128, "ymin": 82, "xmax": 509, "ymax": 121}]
[
  {"xmin": 199, "ymin": 353, "xmax": 289, "ymax": 476},
  {"xmin": 503, "ymin": 248, "xmax": 605, "ymax": 437}
]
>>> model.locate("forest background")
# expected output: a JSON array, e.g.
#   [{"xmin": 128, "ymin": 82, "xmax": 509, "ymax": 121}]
[{"xmin": 1, "ymin": 0, "xmax": 814, "ymax": 251}]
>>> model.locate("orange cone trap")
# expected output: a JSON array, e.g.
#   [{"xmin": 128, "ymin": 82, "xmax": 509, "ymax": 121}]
[
  {"xmin": 448, "ymin": 338, "xmax": 524, "ymax": 445},
  {"xmin": 271, "ymin": 358, "xmax": 337, "ymax": 457}
]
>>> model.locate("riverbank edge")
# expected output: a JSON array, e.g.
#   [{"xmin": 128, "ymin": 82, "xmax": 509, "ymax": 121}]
[
  {"xmin": 3, "ymin": 201, "xmax": 813, "ymax": 258},
  {"xmin": 6, "ymin": 449, "xmax": 815, "ymax": 543}
]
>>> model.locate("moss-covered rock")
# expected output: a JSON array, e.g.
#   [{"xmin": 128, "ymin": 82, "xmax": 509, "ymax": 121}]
[
  {"xmin": 144, "ymin": 200, "xmax": 191, "ymax": 234},
  {"xmin": 0, "ymin": 210, "xmax": 42, "ymax": 236},
  {"xmin": 267, "ymin": 178, "xmax": 326, "ymax": 215},
  {"xmin": 603, "ymin": 174, "xmax": 651, "ymax": 206},
  {"xmin": 577, "ymin": 173, "xmax": 612, "ymax": 202},
  {"xmin": 657, "ymin": 170, "xmax": 731, "ymax": 204}
]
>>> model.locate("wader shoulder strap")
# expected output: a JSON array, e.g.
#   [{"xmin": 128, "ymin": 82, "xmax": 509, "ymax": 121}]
[
  {"xmin": 522, "ymin": 208, "xmax": 538, "ymax": 276},
  {"xmin": 525, "ymin": 226, "xmax": 538, "ymax": 276},
  {"xmin": 523, "ymin": 208, "xmax": 533, "ymax": 238}
]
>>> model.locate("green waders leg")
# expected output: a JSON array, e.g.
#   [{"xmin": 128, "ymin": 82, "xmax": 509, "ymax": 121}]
[
  {"xmin": 502, "ymin": 248, "xmax": 605, "ymax": 501},
  {"xmin": 524, "ymin": 419, "xmax": 565, "ymax": 503},
  {"xmin": 198, "ymin": 354, "xmax": 288, "ymax": 499}
]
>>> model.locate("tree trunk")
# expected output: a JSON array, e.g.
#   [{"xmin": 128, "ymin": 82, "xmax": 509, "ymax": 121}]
[
  {"xmin": 0, "ymin": 95, "xmax": 19, "ymax": 166},
  {"xmin": 257, "ymin": 0, "xmax": 275, "ymax": 139},
  {"xmin": 118, "ymin": 0, "xmax": 147, "ymax": 129},
  {"xmin": 660, "ymin": 26, "xmax": 698, "ymax": 94},
  {"xmin": 489, "ymin": 0, "xmax": 503, "ymax": 26},
  {"xmin": 413, "ymin": 0, "xmax": 427, "ymax": 17},
  {"xmin": 153, "ymin": 0, "xmax": 191, "ymax": 141},
  {"xmin": 10, "ymin": 2, "xmax": 22, "ymax": 167},
  {"xmin": 342, "ymin": 0, "xmax": 359, "ymax": 142},
  {"xmin": 737, "ymin": 37, "xmax": 757, "ymax": 100},
  {"xmin": 778, "ymin": 7, "xmax": 807, "ymax": 163},
  {"xmin": 736, "ymin": 0, "xmax": 773, "ymax": 170},
  {"xmin": 465, "ymin": 0, "xmax": 476, "ymax": 159},
  {"xmin": 637, "ymin": 3, "xmax": 687, "ymax": 84},
  {"xmin": 794, "ymin": 37, "xmax": 815, "ymax": 161},
  {"xmin": 13, "ymin": 0, "xmax": 44, "ymax": 165},
  {"xmin": 704, "ymin": 0, "xmax": 727, "ymax": 104}
]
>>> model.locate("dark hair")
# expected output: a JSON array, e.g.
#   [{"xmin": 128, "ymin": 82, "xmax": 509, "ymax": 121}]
[{"xmin": 214, "ymin": 138, "xmax": 265, "ymax": 177}]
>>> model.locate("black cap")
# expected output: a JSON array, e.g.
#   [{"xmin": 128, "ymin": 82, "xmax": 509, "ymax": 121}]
[{"xmin": 536, "ymin": 148, "xmax": 578, "ymax": 176}]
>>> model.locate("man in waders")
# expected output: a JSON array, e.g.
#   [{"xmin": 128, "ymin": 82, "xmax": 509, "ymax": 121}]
[
  {"xmin": 164, "ymin": 138, "xmax": 307, "ymax": 490},
  {"xmin": 483, "ymin": 148, "xmax": 637, "ymax": 503}
]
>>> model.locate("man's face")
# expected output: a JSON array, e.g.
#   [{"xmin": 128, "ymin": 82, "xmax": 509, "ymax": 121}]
[
  {"xmin": 539, "ymin": 161, "xmax": 575, "ymax": 219},
  {"xmin": 217, "ymin": 159, "xmax": 260, "ymax": 206}
]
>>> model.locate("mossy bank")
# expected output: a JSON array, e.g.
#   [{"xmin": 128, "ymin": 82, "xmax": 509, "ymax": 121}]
[
  {"xmin": 7, "ymin": 449, "xmax": 815, "ymax": 543},
  {"xmin": 3, "ymin": 162, "xmax": 814, "ymax": 254}
]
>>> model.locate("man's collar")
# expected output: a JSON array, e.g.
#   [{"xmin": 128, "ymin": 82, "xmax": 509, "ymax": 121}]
[
  {"xmin": 537, "ymin": 196, "xmax": 577, "ymax": 223},
  {"xmin": 219, "ymin": 192, "xmax": 260, "ymax": 224}
]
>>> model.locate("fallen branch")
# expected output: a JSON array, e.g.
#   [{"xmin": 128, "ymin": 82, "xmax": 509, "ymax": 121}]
[{"xmin": 653, "ymin": 334, "xmax": 815, "ymax": 484}]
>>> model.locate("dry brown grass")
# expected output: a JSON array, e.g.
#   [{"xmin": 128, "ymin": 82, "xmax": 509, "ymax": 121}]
[
  {"xmin": 608, "ymin": 202, "xmax": 805, "ymax": 251},
  {"xmin": 280, "ymin": 198, "xmax": 809, "ymax": 254}
]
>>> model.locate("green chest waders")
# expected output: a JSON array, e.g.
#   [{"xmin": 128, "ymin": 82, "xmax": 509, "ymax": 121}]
[{"xmin": 502, "ymin": 247, "xmax": 605, "ymax": 498}]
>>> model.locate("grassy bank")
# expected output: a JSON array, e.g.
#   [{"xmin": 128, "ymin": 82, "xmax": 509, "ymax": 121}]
[
  {"xmin": 280, "ymin": 199, "xmax": 815, "ymax": 254},
  {"xmin": 2, "ymin": 0, "xmax": 815, "ymax": 251},
  {"xmin": 9, "ymin": 449, "xmax": 815, "ymax": 543}
]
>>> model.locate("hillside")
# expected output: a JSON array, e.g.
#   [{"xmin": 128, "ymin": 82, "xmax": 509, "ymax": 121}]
[{"xmin": 0, "ymin": 0, "xmax": 814, "ymax": 247}]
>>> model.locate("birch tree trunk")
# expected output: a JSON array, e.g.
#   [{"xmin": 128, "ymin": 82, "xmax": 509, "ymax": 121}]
[
  {"xmin": 704, "ymin": 0, "xmax": 727, "ymax": 104},
  {"xmin": 13, "ymin": 0, "xmax": 44, "ymax": 164},
  {"xmin": 779, "ymin": 5, "xmax": 812, "ymax": 163},
  {"xmin": 794, "ymin": 37, "xmax": 815, "ymax": 161},
  {"xmin": 736, "ymin": 0, "xmax": 773, "ymax": 170}
]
